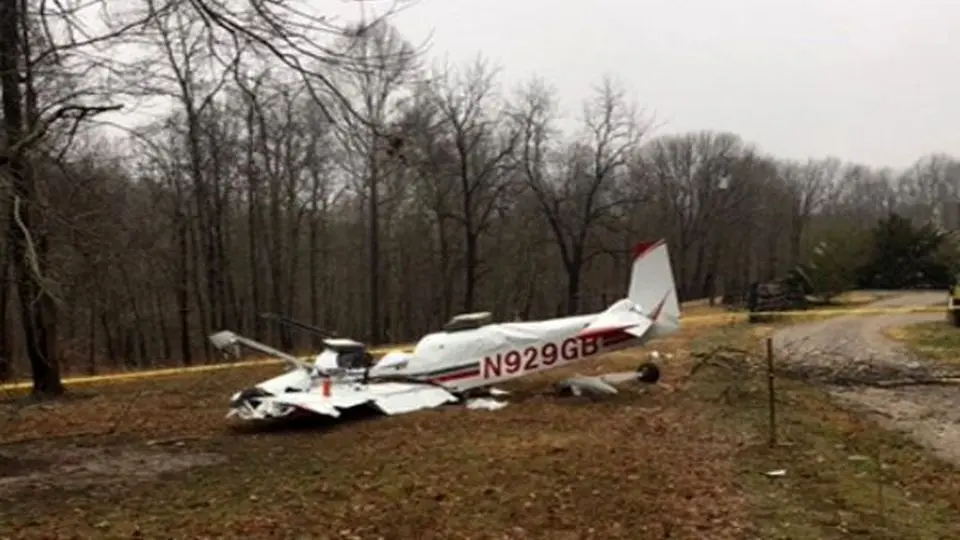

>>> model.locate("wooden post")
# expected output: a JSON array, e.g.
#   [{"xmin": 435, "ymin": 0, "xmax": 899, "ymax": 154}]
[{"xmin": 766, "ymin": 337, "xmax": 777, "ymax": 447}]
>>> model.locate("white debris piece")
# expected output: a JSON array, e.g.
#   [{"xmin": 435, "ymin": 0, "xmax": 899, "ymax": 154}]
[{"xmin": 465, "ymin": 398, "xmax": 509, "ymax": 411}]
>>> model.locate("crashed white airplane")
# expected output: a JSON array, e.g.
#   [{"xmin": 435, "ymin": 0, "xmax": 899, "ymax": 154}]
[{"xmin": 210, "ymin": 240, "xmax": 681, "ymax": 422}]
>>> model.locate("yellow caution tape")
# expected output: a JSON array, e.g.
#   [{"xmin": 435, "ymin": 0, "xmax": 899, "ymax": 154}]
[
  {"xmin": 0, "ymin": 344, "xmax": 414, "ymax": 391},
  {"xmin": 0, "ymin": 304, "xmax": 945, "ymax": 391},
  {"xmin": 685, "ymin": 305, "xmax": 943, "ymax": 319}
]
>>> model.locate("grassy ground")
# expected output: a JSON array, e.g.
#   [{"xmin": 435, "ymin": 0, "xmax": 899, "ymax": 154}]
[
  {"xmin": 2, "ymin": 296, "xmax": 959, "ymax": 539},
  {"xmin": 884, "ymin": 320, "xmax": 960, "ymax": 364},
  {"xmin": 1, "ymin": 327, "xmax": 748, "ymax": 540},
  {"xmin": 687, "ymin": 325, "xmax": 960, "ymax": 539},
  {"xmin": 676, "ymin": 290, "xmax": 887, "ymax": 329}
]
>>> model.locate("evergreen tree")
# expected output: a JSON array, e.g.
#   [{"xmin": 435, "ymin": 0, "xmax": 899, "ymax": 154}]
[{"xmin": 857, "ymin": 213, "xmax": 952, "ymax": 289}]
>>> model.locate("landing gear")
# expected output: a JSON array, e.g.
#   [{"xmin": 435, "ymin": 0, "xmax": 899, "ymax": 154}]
[{"xmin": 636, "ymin": 362, "xmax": 661, "ymax": 383}]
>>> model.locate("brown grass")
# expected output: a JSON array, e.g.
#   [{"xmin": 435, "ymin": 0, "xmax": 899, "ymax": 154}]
[
  {"xmin": 685, "ymin": 324, "xmax": 960, "ymax": 539},
  {"xmin": 884, "ymin": 320, "xmax": 960, "ymax": 364},
  {"xmin": 1, "ymin": 306, "xmax": 959, "ymax": 539}
]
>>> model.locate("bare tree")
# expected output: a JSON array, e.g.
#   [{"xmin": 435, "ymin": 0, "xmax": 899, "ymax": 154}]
[
  {"xmin": 515, "ymin": 76, "xmax": 648, "ymax": 314},
  {"xmin": 831, "ymin": 164, "xmax": 899, "ymax": 225},
  {"xmin": 0, "ymin": 0, "xmax": 129, "ymax": 393},
  {"xmin": 301, "ymin": 99, "xmax": 340, "ymax": 347},
  {"xmin": 425, "ymin": 57, "xmax": 518, "ymax": 312},
  {"xmin": 779, "ymin": 158, "xmax": 841, "ymax": 266},
  {"xmin": 328, "ymin": 20, "xmax": 418, "ymax": 343},
  {"xmin": 0, "ymin": 3, "xmax": 956, "ymax": 385},
  {"xmin": 643, "ymin": 131, "xmax": 757, "ymax": 298},
  {"xmin": 897, "ymin": 154, "xmax": 960, "ymax": 226},
  {"xmin": 394, "ymin": 85, "xmax": 459, "ymax": 322},
  {"xmin": 138, "ymin": 5, "xmax": 241, "ymax": 361}
]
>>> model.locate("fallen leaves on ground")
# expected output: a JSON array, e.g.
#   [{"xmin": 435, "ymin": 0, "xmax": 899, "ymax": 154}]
[
  {"xmin": 2, "ymin": 322, "xmax": 960, "ymax": 539},
  {"xmin": 0, "ymin": 331, "xmax": 752, "ymax": 539}
]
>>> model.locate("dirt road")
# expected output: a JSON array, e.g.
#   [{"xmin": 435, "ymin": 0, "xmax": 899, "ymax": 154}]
[{"xmin": 772, "ymin": 291, "xmax": 960, "ymax": 464}]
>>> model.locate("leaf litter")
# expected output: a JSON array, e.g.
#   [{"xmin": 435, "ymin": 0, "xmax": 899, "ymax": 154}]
[
  {"xmin": 3, "ymin": 319, "xmax": 960, "ymax": 539},
  {"xmin": 0, "ymin": 333, "xmax": 753, "ymax": 539}
]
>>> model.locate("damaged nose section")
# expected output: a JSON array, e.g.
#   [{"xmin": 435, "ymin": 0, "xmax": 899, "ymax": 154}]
[
  {"xmin": 228, "ymin": 387, "xmax": 289, "ymax": 420},
  {"xmin": 230, "ymin": 386, "xmax": 274, "ymax": 408}
]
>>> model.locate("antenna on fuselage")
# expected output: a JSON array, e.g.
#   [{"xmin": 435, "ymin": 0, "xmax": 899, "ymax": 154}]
[{"xmin": 259, "ymin": 312, "xmax": 338, "ymax": 339}]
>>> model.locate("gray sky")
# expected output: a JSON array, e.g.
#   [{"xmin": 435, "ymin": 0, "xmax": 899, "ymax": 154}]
[{"xmin": 387, "ymin": 0, "xmax": 959, "ymax": 169}]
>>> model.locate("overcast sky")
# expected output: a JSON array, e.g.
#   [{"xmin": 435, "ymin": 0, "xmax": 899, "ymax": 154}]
[{"xmin": 382, "ymin": 0, "xmax": 958, "ymax": 169}]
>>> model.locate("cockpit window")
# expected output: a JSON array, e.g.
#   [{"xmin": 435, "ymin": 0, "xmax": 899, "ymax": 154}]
[
  {"xmin": 443, "ymin": 311, "xmax": 493, "ymax": 332},
  {"xmin": 337, "ymin": 349, "xmax": 373, "ymax": 369}
]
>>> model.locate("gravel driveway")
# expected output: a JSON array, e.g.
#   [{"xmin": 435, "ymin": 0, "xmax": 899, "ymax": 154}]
[{"xmin": 772, "ymin": 291, "xmax": 960, "ymax": 464}]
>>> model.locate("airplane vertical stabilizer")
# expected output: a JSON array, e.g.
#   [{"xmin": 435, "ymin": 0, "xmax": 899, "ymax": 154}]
[
  {"xmin": 627, "ymin": 240, "xmax": 680, "ymax": 330},
  {"xmin": 578, "ymin": 240, "xmax": 680, "ymax": 339}
]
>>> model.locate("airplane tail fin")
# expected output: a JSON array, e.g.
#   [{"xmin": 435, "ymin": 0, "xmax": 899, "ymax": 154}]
[
  {"xmin": 577, "ymin": 240, "xmax": 680, "ymax": 340},
  {"xmin": 627, "ymin": 240, "xmax": 680, "ymax": 331}
]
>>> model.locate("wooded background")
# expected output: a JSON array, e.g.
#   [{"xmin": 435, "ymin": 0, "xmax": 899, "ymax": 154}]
[{"xmin": 0, "ymin": 1, "xmax": 956, "ymax": 388}]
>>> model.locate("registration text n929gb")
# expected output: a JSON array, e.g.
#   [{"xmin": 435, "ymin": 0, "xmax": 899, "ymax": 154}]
[{"xmin": 480, "ymin": 336, "xmax": 599, "ymax": 379}]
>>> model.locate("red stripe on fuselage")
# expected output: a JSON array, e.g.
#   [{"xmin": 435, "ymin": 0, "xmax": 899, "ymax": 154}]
[
  {"xmin": 579, "ymin": 326, "xmax": 625, "ymax": 339},
  {"xmin": 596, "ymin": 328, "xmax": 637, "ymax": 348},
  {"xmin": 431, "ymin": 369, "xmax": 481, "ymax": 383},
  {"xmin": 602, "ymin": 332, "xmax": 635, "ymax": 347}
]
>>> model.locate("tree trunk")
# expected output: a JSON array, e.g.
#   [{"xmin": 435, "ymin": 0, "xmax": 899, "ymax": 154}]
[
  {"xmin": 101, "ymin": 312, "xmax": 117, "ymax": 365},
  {"xmin": 175, "ymin": 198, "xmax": 192, "ymax": 365},
  {"xmin": 87, "ymin": 304, "xmax": 96, "ymax": 375},
  {"xmin": 564, "ymin": 262, "xmax": 582, "ymax": 316},
  {"xmin": 309, "ymin": 185, "xmax": 321, "ymax": 348},
  {"xmin": 187, "ymin": 209, "xmax": 211, "ymax": 361},
  {"xmin": 0, "ymin": 0, "xmax": 62, "ymax": 394},
  {"xmin": 368, "ymin": 157, "xmax": 382, "ymax": 344},
  {"xmin": 246, "ymin": 104, "xmax": 263, "ymax": 340},
  {"xmin": 0, "ymin": 254, "xmax": 9, "ymax": 381},
  {"xmin": 463, "ymin": 229, "xmax": 477, "ymax": 312},
  {"xmin": 155, "ymin": 293, "xmax": 171, "ymax": 361},
  {"xmin": 436, "ymin": 218, "xmax": 454, "ymax": 323},
  {"xmin": 10, "ymin": 198, "xmax": 62, "ymax": 395},
  {"xmin": 284, "ymin": 211, "xmax": 302, "ymax": 351}
]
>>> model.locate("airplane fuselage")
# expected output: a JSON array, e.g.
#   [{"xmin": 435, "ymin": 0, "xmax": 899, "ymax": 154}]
[{"xmin": 389, "ymin": 312, "xmax": 657, "ymax": 393}]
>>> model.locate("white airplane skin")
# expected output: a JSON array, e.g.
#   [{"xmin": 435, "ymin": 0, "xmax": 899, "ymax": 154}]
[{"xmin": 214, "ymin": 239, "xmax": 681, "ymax": 421}]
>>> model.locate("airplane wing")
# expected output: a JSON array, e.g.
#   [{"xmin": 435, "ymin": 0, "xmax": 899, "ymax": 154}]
[{"xmin": 229, "ymin": 380, "xmax": 459, "ymax": 421}]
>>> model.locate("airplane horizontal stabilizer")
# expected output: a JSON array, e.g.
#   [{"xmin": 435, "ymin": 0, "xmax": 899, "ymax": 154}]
[
  {"xmin": 621, "ymin": 321, "xmax": 654, "ymax": 338},
  {"xmin": 577, "ymin": 299, "xmax": 654, "ymax": 339}
]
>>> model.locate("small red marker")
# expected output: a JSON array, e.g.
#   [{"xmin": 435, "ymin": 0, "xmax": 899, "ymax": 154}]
[{"xmin": 321, "ymin": 378, "xmax": 331, "ymax": 397}]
